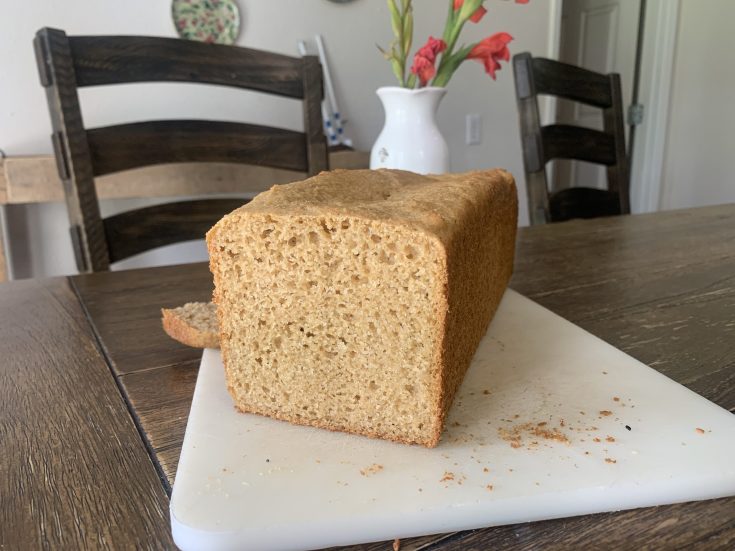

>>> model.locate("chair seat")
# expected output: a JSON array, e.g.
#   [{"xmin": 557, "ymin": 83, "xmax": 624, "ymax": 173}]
[{"xmin": 549, "ymin": 187, "xmax": 621, "ymax": 222}]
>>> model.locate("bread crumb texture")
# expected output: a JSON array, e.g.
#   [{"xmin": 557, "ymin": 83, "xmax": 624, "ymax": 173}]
[{"xmin": 207, "ymin": 169, "xmax": 517, "ymax": 447}]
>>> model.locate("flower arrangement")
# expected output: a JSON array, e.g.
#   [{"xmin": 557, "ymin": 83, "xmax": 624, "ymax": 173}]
[{"xmin": 380, "ymin": 0, "xmax": 529, "ymax": 88}]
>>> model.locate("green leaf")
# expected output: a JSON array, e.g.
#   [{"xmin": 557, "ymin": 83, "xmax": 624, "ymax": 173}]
[
  {"xmin": 390, "ymin": 57, "xmax": 404, "ymax": 86},
  {"xmin": 387, "ymin": 0, "xmax": 402, "ymax": 39},
  {"xmin": 454, "ymin": 43, "xmax": 475, "ymax": 62},
  {"xmin": 442, "ymin": 0, "xmax": 457, "ymax": 44},
  {"xmin": 402, "ymin": 10, "xmax": 413, "ymax": 57},
  {"xmin": 432, "ymin": 45, "xmax": 473, "ymax": 88},
  {"xmin": 406, "ymin": 72, "xmax": 417, "ymax": 89}
]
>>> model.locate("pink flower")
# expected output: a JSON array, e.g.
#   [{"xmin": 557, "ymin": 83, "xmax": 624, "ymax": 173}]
[
  {"xmin": 410, "ymin": 36, "xmax": 447, "ymax": 86},
  {"xmin": 453, "ymin": 0, "xmax": 487, "ymax": 23},
  {"xmin": 467, "ymin": 32, "xmax": 513, "ymax": 79}
]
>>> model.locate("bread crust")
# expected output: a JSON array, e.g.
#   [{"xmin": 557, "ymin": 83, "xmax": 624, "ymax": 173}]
[
  {"xmin": 231, "ymin": 401, "xmax": 436, "ymax": 447},
  {"xmin": 161, "ymin": 304, "xmax": 220, "ymax": 349}
]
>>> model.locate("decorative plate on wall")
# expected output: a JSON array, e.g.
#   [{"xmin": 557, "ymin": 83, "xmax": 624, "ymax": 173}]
[{"xmin": 172, "ymin": 0, "xmax": 241, "ymax": 45}]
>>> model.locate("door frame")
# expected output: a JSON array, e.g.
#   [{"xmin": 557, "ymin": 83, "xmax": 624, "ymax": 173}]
[
  {"xmin": 543, "ymin": 0, "xmax": 564, "ymax": 126},
  {"xmin": 628, "ymin": 0, "xmax": 681, "ymax": 213},
  {"xmin": 547, "ymin": 0, "xmax": 680, "ymax": 213}
]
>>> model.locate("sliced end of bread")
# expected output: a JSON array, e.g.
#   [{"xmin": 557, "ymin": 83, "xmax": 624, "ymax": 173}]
[
  {"xmin": 210, "ymin": 213, "xmax": 446, "ymax": 447},
  {"xmin": 161, "ymin": 301, "xmax": 220, "ymax": 349}
]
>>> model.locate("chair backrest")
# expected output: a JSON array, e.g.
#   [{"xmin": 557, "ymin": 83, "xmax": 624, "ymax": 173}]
[
  {"xmin": 513, "ymin": 52, "xmax": 630, "ymax": 225},
  {"xmin": 34, "ymin": 27, "xmax": 328, "ymax": 272}
]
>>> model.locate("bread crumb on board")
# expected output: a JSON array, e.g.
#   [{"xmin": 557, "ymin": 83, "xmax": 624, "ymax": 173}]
[
  {"xmin": 360, "ymin": 464, "xmax": 384, "ymax": 477},
  {"xmin": 599, "ymin": 410, "xmax": 613, "ymax": 417},
  {"xmin": 498, "ymin": 423, "xmax": 570, "ymax": 449},
  {"xmin": 605, "ymin": 458, "xmax": 617, "ymax": 464},
  {"xmin": 695, "ymin": 427, "xmax": 706, "ymax": 434},
  {"xmin": 393, "ymin": 538, "xmax": 401, "ymax": 551}
]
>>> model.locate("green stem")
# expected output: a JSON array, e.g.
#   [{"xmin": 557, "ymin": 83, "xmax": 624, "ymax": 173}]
[
  {"xmin": 435, "ymin": 0, "xmax": 478, "ymax": 86},
  {"xmin": 433, "ymin": 43, "xmax": 474, "ymax": 87},
  {"xmin": 387, "ymin": 0, "xmax": 404, "ymax": 86},
  {"xmin": 401, "ymin": 0, "xmax": 413, "ymax": 86},
  {"xmin": 436, "ymin": 0, "xmax": 458, "ymax": 79},
  {"xmin": 440, "ymin": 0, "xmax": 457, "ymax": 47}
]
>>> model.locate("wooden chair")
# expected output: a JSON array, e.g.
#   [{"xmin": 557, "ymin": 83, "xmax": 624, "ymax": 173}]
[
  {"xmin": 34, "ymin": 28, "xmax": 328, "ymax": 272},
  {"xmin": 512, "ymin": 52, "xmax": 630, "ymax": 225}
]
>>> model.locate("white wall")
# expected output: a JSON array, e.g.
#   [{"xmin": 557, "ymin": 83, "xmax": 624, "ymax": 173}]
[
  {"xmin": 0, "ymin": 0, "xmax": 558, "ymax": 278},
  {"xmin": 658, "ymin": 0, "xmax": 735, "ymax": 210}
]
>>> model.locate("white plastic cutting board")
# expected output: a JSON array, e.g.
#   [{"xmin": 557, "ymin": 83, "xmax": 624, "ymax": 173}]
[{"xmin": 171, "ymin": 290, "xmax": 735, "ymax": 551}]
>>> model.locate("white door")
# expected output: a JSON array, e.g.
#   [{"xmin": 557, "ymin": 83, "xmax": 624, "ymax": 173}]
[{"xmin": 554, "ymin": 0, "xmax": 641, "ymax": 191}]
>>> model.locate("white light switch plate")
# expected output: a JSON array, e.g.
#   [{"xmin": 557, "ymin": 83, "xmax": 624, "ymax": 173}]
[{"xmin": 466, "ymin": 113, "xmax": 482, "ymax": 145}]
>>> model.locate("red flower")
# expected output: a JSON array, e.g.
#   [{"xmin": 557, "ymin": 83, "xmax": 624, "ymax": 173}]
[
  {"xmin": 467, "ymin": 32, "xmax": 513, "ymax": 79},
  {"xmin": 516, "ymin": 0, "xmax": 530, "ymax": 3},
  {"xmin": 453, "ymin": 0, "xmax": 487, "ymax": 23},
  {"xmin": 412, "ymin": 56, "xmax": 437, "ymax": 87},
  {"xmin": 410, "ymin": 36, "xmax": 447, "ymax": 86}
]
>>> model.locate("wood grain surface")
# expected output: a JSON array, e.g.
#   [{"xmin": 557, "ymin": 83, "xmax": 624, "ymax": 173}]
[
  {"xmin": 68, "ymin": 34, "xmax": 306, "ymax": 98},
  {"xmin": 66, "ymin": 205, "xmax": 735, "ymax": 549},
  {"xmin": 0, "ymin": 150, "xmax": 369, "ymax": 205},
  {"xmin": 0, "ymin": 277, "xmax": 173, "ymax": 548},
  {"xmin": 103, "ymin": 198, "xmax": 248, "ymax": 263},
  {"xmin": 526, "ymin": 55, "xmax": 613, "ymax": 108},
  {"xmin": 71, "ymin": 263, "xmax": 212, "ymax": 486},
  {"xmin": 0, "ymin": 214, "xmax": 5, "ymax": 282},
  {"xmin": 72, "ymin": 262, "xmax": 212, "ymax": 376},
  {"xmin": 87, "ymin": 120, "xmax": 311, "ymax": 176},
  {"xmin": 512, "ymin": 204, "xmax": 735, "ymax": 413}
]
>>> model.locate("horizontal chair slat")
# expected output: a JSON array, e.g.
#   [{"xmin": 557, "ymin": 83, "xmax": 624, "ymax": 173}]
[
  {"xmin": 87, "ymin": 120, "xmax": 309, "ymax": 176},
  {"xmin": 542, "ymin": 125, "xmax": 617, "ymax": 165},
  {"xmin": 533, "ymin": 58, "xmax": 613, "ymax": 108},
  {"xmin": 104, "ymin": 198, "xmax": 248, "ymax": 263},
  {"xmin": 69, "ymin": 36, "xmax": 305, "ymax": 98}
]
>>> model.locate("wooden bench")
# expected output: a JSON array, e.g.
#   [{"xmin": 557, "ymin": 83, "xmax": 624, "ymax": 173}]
[{"xmin": 0, "ymin": 150, "xmax": 369, "ymax": 280}]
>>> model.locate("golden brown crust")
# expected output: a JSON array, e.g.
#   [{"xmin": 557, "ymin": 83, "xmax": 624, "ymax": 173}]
[
  {"xmin": 161, "ymin": 303, "xmax": 220, "ymax": 349},
  {"xmin": 435, "ymin": 169, "xmax": 518, "ymax": 438},
  {"xmin": 208, "ymin": 168, "xmax": 513, "ymax": 244},
  {"xmin": 233, "ymin": 402, "xmax": 436, "ymax": 447}
]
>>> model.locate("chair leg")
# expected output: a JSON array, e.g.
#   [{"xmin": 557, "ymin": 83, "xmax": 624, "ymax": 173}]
[
  {"xmin": 526, "ymin": 171, "xmax": 550, "ymax": 225},
  {"xmin": 0, "ymin": 206, "xmax": 8, "ymax": 281}
]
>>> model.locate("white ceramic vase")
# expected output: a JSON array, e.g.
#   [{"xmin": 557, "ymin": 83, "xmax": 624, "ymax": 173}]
[{"xmin": 370, "ymin": 86, "xmax": 449, "ymax": 174}]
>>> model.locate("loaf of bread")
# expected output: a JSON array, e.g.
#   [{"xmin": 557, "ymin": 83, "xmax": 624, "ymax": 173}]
[{"xmin": 206, "ymin": 169, "xmax": 517, "ymax": 447}]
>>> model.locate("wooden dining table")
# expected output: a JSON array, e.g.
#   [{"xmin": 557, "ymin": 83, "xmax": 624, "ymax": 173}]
[{"xmin": 3, "ymin": 204, "xmax": 734, "ymax": 550}]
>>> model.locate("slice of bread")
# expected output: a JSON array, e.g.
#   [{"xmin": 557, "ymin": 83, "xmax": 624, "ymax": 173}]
[
  {"xmin": 207, "ymin": 169, "xmax": 518, "ymax": 447},
  {"xmin": 161, "ymin": 302, "xmax": 219, "ymax": 349}
]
